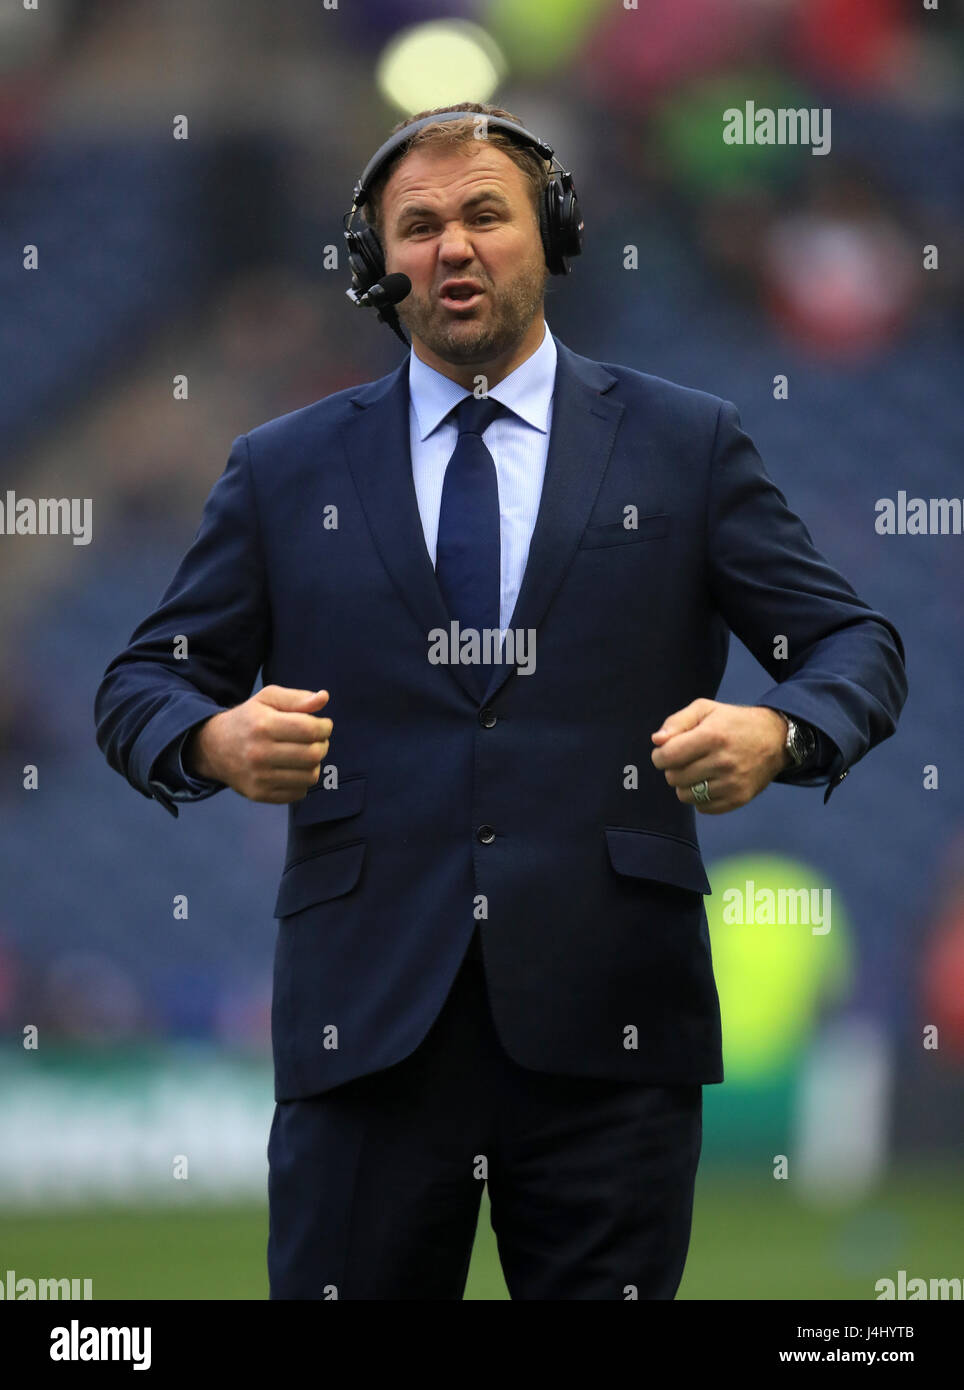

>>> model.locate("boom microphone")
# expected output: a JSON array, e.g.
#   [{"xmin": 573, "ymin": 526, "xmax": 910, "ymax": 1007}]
[
  {"xmin": 347, "ymin": 272, "xmax": 412, "ymax": 311},
  {"xmin": 346, "ymin": 272, "xmax": 412, "ymax": 348}
]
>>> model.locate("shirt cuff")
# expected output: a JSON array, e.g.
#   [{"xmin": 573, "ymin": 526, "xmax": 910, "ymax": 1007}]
[{"xmin": 149, "ymin": 726, "xmax": 224, "ymax": 800}]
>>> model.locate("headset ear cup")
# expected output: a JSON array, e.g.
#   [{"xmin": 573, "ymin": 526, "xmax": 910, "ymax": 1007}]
[
  {"xmin": 560, "ymin": 177, "xmax": 584, "ymax": 260},
  {"xmin": 546, "ymin": 180, "xmax": 569, "ymax": 275},
  {"xmin": 542, "ymin": 173, "xmax": 583, "ymax": 275},
  {"xmin": 345, "ymin": 234, "xmax": 366, "ymax": 291},
  {"xmin": 347, "ymin": 223, "xmax": 386, "ymax": 294}
]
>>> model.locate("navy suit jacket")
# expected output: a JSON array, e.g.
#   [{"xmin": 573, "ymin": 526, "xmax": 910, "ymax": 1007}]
[{"xmin": 94, "ymin": 335, "xmax": 907, "ymax": 1098}]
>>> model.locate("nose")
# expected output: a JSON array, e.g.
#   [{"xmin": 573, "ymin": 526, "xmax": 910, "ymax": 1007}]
[{"xmin": 438, "ymin": 221, "xmax": 474, "ymax": 263}]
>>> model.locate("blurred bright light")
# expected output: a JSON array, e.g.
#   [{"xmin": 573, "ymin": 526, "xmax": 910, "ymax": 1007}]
[{"xmin": 376, "ymin": 21, "xmax": 506, "ymax": 114}]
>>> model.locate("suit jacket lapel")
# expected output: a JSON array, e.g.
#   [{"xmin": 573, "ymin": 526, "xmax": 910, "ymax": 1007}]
[
  {"xmin": 339, "ymin": 335, "xmax": 623, "ymax": 705},
  {"xmin": 482, "ymin": 338, "xmax": 623, "ymax": 701},
  {"xmin": 339, "ymin": 356, "xmax": 478, "ymax": 690}
]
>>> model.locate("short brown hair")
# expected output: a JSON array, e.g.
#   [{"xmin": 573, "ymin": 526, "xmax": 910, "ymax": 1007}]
[{"xmin": 362, "ymin": 102, "xmax": 552, "ymax": 243}]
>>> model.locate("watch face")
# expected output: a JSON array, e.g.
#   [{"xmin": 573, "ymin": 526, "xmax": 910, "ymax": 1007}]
[
  {"xmin": 785, "ymin": 717, "xmax": 803, "ymax": 764},
  {"xmin": 789, "ymin": 719, "xmax": 813, "ymax": 765}
]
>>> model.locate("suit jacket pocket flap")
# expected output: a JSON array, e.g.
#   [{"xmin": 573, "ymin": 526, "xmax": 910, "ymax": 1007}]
[
  {"xmin": 579, "ymin": 513, "xmax": 669, "ymax": 548},
  {"xmin": 605, "ymin": 827, "xmax": 711, "ymax": 895},
  {"xmin": 274, "ymin": 841, "xmax": 366, "ymax": 917},
  {"xmin": 292, "ymin": 775, "xmax": 366, "ymax": 827}
]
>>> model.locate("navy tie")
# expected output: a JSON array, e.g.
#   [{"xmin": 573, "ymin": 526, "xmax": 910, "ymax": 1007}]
[{"xmin": 435, "ymin": 394, "xmax": 507, "ymax": 693}]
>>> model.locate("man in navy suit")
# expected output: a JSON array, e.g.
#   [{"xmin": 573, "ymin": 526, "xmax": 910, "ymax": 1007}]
[{"xmin": 95, "ymin": 104, "xmax": 907, "ymax": 1299}]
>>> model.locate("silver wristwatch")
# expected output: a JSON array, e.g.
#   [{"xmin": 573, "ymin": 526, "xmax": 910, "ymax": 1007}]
[{"xmin": 777, "ymin": 710, "xmax": 816, "ymax": 769}]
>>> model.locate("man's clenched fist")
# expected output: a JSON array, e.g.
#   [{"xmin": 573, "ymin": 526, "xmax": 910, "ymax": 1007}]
[
  {"xmin": 184, "ymin": 685, "xmax": 333, "ymax": 804},
  {"xmin": 651, "ymin": 698, "xmax": 789, "ymax": 814}
]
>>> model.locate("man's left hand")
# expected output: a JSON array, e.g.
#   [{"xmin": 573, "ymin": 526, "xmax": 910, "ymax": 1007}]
[{"xmin": 651, "ymin": 699, "xmax": 789, "ymax": 814}]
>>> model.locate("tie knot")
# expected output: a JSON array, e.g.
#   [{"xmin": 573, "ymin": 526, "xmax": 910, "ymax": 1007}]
[{"xmin": 453, "ymin": 393, "xmax": 507, "ymax": 437}]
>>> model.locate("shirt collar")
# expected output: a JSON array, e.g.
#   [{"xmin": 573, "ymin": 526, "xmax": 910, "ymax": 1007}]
[{"xmin": 409, "ymin": 319, "xmax": 556, "ymax": 441}]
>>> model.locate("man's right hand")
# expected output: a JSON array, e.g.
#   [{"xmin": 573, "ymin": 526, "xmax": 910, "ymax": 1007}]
[{"xmin": 184, "ymin": 686, "xmax": 333, "ymax": 804}]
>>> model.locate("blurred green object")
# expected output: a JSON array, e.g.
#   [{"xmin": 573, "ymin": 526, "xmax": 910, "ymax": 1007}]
[
  {"xmin": 486, "ymin": 0, "xmax": 609, "ymax": 76},
  {"xmin": 706, "ymin": 853, "xmax": 852, "ymax": 1085},
  {"xmin": 2, "ymin": 1171, "xmax": 960, "ymax": 1299},
  {"xmin": 655, "ymin": 72, "xmax": 818, "ymax": 193}
]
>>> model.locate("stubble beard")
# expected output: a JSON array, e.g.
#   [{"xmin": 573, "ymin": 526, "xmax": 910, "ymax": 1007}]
[{"xmin": 397, "ymin": 251, "xmax": 549, "ymax": 365}]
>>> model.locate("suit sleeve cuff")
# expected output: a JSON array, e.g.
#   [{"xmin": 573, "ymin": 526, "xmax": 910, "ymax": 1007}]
[{"xmin": 147, "ymin": 723, "xmax": 225, "ymax": 813}]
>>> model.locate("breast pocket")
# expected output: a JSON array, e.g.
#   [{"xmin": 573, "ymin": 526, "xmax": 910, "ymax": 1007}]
[{"xmin": 578, "ymin": 513, "xmax": 670, "ymax": 549}]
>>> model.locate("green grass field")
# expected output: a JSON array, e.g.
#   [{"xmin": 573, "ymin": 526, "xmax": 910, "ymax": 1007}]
[{"xmin": 1, "ymin": 1169, "xmax": 960, "ymax": 1299}]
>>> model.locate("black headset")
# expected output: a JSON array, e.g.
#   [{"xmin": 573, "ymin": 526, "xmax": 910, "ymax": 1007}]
[{"xmin": 342, "ymin": 110, "xmax": 584, "ymax": 345}]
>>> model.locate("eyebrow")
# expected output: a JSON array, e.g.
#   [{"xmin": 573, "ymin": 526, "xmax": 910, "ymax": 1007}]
[{"xmin": 395, "ymin": 190, "xmax": 511, "ymax": 230}]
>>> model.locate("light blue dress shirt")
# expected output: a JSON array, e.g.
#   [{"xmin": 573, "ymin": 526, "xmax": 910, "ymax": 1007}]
[{"xmin": 151, "ymin": 321, "xmax": 557, "ymax": 798}]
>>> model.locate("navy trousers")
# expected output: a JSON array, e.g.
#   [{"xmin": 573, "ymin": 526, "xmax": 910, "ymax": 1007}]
[{"xmin": 267, "ymin": 931, "xmax": 703, "ymax": 1300}]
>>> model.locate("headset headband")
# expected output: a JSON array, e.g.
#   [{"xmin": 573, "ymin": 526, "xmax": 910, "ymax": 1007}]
[{"xmin": 349, "ymin": 111, "xmax": 557, "ymax": 213}]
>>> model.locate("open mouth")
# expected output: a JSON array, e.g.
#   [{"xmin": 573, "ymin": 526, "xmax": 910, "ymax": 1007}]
[{"xmin": 440, "ymin": 285, "xmax": 484, "ymax": 311}]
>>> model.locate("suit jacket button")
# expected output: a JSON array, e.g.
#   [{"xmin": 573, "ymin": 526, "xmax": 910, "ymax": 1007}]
[
  {"xmin": 479, "ymin": 708, "xmax": 497, "ymax": 728},
  {"xmin": 477, "ymin": 825, "xmax": 495, "ymax": 844}
]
